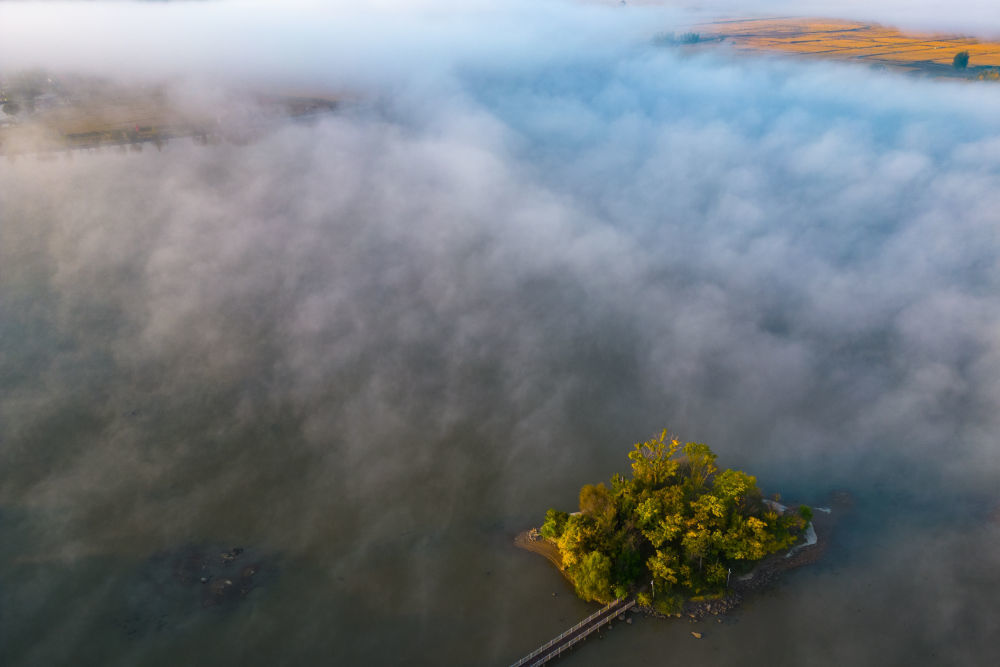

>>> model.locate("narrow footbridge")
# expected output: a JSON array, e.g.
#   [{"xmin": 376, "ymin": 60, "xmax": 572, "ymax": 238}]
[{"xmin": 510, "ymin": 596, "xmax": 636, "ymax": 667}]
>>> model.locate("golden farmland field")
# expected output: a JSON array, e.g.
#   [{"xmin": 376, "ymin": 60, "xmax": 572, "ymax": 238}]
[
  {"xmin": 0, "ymin": 75, "xmax": 340, "ymax": 156},
  {"xmin": 687, "ymin": 17, "xmax": 1000, "ymax": 74}
]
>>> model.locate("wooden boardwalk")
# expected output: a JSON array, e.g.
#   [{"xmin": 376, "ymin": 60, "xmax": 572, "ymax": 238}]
[{"xmin": 510, "ymin": 596, "xmax": 636, "ymax": 667}]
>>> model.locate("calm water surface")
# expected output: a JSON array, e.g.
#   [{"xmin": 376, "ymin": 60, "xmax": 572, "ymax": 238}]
[{"xmin": 4, "ymin": 52, "xmax": 1000, "ymax": 665}]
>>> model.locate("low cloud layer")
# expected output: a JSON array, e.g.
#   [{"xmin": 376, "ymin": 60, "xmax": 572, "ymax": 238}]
[
  {"xmin": 0, "ymin": 1, "xmax": 665, "ymax": 88},
  {"xmin": 2, "ymin": 2, "xmax": 1000, "ymax": 665},
  {"xmin": 5, "ymin": 0, "xmax": 1000, "ymax": 89}
]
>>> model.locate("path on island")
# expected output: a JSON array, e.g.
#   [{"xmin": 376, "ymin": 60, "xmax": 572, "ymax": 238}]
[{"xmin": 510, "ymin": 596, "xmax": 636, "ymax": 667}]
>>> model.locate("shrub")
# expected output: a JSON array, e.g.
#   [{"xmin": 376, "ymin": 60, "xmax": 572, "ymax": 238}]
[{"xmin": 654, "ymin": 595, "xmax": 683, "ymax": 615}]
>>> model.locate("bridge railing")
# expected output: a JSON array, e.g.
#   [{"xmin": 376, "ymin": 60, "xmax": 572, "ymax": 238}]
[
  {"xmin": 533, "ymin": 599, "xmax": 636, "ymax": 665},
  {"xmin": 510, "ymin": 597, "xmax": 630, "ymax": 667},
  {"xmin": 527, "ymin": 600, "xmax": 637, "ymax": 667}
]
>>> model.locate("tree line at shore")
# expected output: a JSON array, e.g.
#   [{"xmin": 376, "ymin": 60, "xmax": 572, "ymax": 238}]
[{"xmin": 540, "ymin": 431, "xmax": 811, "ymax": 613}]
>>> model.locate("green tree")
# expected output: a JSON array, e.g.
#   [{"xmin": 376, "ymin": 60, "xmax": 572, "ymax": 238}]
[
  {"xmin": 954, "ymin": 51, "xmax": 970, "ymax": 69},
  {"xmin": 647, "ymin": 549, "xmax": 680, "ymax": 589},
  {"xmin": 574, "ymin": 551, "xmax": 614, "ymax": 602},
  {"xmin": 690, "ymin": 492, "xmax": 727, "ymax": 526},
  {"xmin": 556, "ymin": 514, "xmax": 592, "ymax": 569},
  {"xmin": 682, "ymin": 442, "xmax": 718, "ymax": 490},
  {"xmin": 713, "ymin": 468, "xmax": 762, "ymax": 515},
  {"xmin": 540, "ymin": 509, "xmax": 569, "ymax": 539},
  {"xmin": 643, "ymin": 510, "xmax": 684, "ymax": 549},
  {"xmin": 579, "ymin": 482, "xmax": 616, "ymax": 530},
  {"xmin": 681, "ymin": 527, "xmax": 715, "ymax": 573},
  {"xmin": 635, "ymin": 495, "xmax": 664, "ymax": 531},
  {"xmin": 718, "ymin": 515, "xmax": 769, "ymax": 561},
  {"xmin": 613, "ymin": 543, "xmax": 643, "ymax": 586},
  {"xmin": 609, "ymin": 472, "xmax": 636, "ymax": 513},
  {"xmin": 628, "ymin": 430, "xmax": 680, "ymax": 488},
  {"xmin": 705, "ymin": 561, "xmax": 727, "ymax": 587}
]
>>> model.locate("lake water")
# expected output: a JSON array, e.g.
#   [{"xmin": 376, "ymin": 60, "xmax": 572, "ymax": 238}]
[{"xmin": 3, "ymin": 46, "xmax": 1000, "ymax": 666}]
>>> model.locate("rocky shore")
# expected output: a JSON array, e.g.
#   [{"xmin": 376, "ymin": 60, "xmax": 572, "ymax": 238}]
[{"xmin": 637, "ymin": 491, "xmax": 852, "ymax": 621}]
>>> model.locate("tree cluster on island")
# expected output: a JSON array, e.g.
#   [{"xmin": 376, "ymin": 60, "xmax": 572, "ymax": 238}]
[{"xmin": 539, "ymin": 431, "xmax": 812, "ymax": 614}]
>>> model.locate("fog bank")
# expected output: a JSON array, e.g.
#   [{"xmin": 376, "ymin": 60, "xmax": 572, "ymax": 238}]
[{"xmin": 3, "ymin": 2, "xmax": 1000, "ymax": 665}]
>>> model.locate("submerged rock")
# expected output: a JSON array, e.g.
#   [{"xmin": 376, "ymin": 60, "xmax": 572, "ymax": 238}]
[{"xmin": 116, "ymin": 543, "xmax": 276, "ymax": 637}]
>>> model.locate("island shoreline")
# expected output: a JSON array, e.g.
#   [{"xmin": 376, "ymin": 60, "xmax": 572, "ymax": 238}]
[{"xmin": 515, "ymin": 490, "xmax": 851, "ymax": 620}]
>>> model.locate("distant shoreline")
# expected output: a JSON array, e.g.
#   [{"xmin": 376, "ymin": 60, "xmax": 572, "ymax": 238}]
[{"xmin": 674, "ymin": 17, "xmax": 1000, "ymax": 82}]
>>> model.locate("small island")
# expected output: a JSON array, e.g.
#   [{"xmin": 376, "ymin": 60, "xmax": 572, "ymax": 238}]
[{"xmin": 519, "ymin": 430, "xmax": 816, "ymax": 615}]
